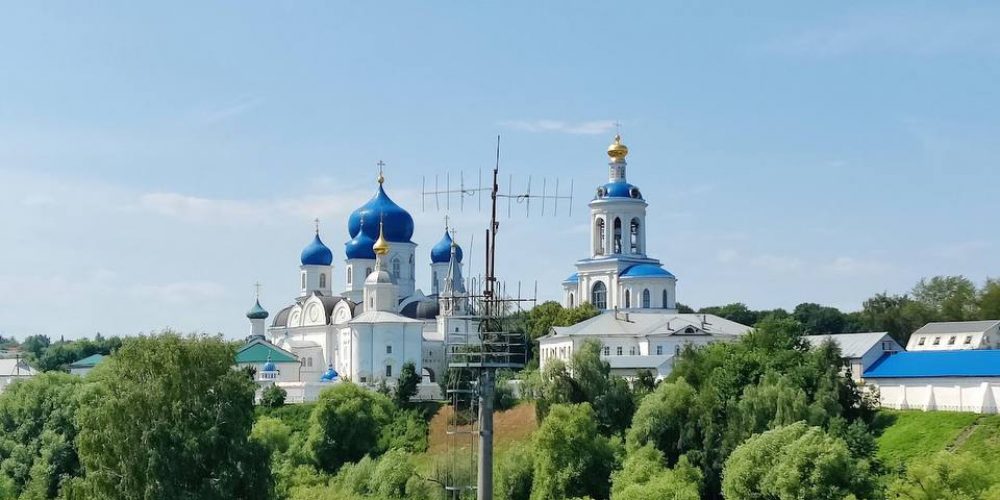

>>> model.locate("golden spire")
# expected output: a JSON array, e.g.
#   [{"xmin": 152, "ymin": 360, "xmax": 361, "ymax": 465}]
[
  {"xmin": 607, "ymin": 134, "xmax": 629, "ymax": 160},
  {"xmin": 373, "ymin": 219, "xmax": 390, "ymax": 256}
]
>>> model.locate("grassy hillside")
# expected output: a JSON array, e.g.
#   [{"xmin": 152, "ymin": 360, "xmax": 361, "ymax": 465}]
[{"xmin": 877, "ymin": 410, "xmax": 1000, "ymax": 475}]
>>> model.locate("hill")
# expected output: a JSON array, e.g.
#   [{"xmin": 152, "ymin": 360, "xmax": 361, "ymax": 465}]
[{"xmin": 878, "ymin": 410, "xmax": 1000, "ymax": 478}]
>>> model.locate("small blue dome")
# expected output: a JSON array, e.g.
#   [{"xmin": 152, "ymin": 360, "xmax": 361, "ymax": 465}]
[
  {"xmin": 320, "ymin": 365, "xmax": 339, "ymax": 382},
  {"xmin": 563, "ymin": 272, "xmax": 579, "ymax": 283},
  {"xmin": 301, "ymin": 234, "xmax": 334, "ymax": 266},
  {"xmin": 345, "ymin": 231, "xmax": 377, "ymax": 260},
  {"xmin": 431, "ymin": 230, "xmax": 463, "ymax": 264},
  {"xmin": 246, "ymin": 299, "xmax": 269, "ymax": 320},
  {"xmin": 262, "ymin": 360, "xmax": 277, "ymax": 372},
  {"xmin": 348, "ymin": 184, "xmax": 415, "ymax": 243},
  {"xmin": 595, "ymin": 181, "xmax": 643, "ymax": 200},
  {"xmin": 621, "ymin": 264, "xmax": 675, "ymax": 279}
]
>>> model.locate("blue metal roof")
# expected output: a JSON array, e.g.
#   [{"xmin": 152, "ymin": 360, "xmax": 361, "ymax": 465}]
[
  {"xmin": 864, "ymin": 350, "xmax": 1000, "ymax": 378},
  {"xmin": 301, "ymin": 234, "xmax": 334, "ymax": 266},
  {"xmin": 621, "ymin": 264, "xmax": 675, "ymax": 279},
  {"xmin": 563, "ymin": 272, "xmax": 579, "ymax": 283},
  {"xmin": 596, "ymin": 181, "xmax": 643, "ymax": 200}
]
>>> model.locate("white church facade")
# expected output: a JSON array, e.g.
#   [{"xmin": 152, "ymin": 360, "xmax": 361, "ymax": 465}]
[
  {"xmin": 240, "ymin": 171, "xmax": 475, "ymax": 403},
  {"xmin": 542, "ymin": 135, "xmax": 751, "ymax": 379}
]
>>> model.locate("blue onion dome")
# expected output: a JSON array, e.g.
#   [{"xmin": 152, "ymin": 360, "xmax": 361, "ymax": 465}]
[
  {"xmin": 246, "ymin": 299, "xmax": 269, "ymax": 320},
  {"xmin": 345, "ymin": 229, "xmax": 377, "ymax": 260},
  {"xmin": 347, "ymin": 181, "xmax": 415, "ymax": 243},
  {"xmin": 431, "ymin": 230, "xmax": 463, "ymax": 264},
  {"xmin": 262, "ymin": 358, "xmax": 277, "ymax": 373},
  {"xmin": 320, "ymin": 364, "xmax": 339, "ymax": 381},
  {"xmin": 301, "ymin": 233, "xmax": 334, "ymax": 266}
]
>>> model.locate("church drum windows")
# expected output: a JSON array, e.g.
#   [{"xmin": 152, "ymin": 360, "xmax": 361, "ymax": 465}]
[
  {"xmin": 624, "ymin": 290, "xmax": 631, "ymax": 309},
  {"xmin": 347, "ymin": 267, "xmax": 352, "ymax": 285},
  {"xmin": 595, "ymin": 218, "xmax": 606, "ymax": 255},
  {"xmin": 319, "ymin": 273, "xmax": 327, "ymax": 289},
  {"xmin": 630, "ymin": 218, "xmax": 640, "ymax": 254},
  {"xmin": 568, "ymin": 293, "xmax": 574, "ymax": 308},
  {"xmin": 662, "ymin": 290, "xmax": 668, "ymax": 309},
  {"xmin": 613, "ymin": 218, "xmax": 622, "ymax": 254},
  {"xmin": 392, "ymin": 258, "xmax": 401, "ymax": 280},
  {"xmin": 642, "ymin": 289, "xmax": 651, "ymax": 308},
  {"xmin": 591, "ymin": 282, "xmax": 607, "ymax": 310}
]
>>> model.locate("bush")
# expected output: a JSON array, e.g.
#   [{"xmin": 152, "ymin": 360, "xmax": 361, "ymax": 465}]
[
  {"xmin": 305, "ymin": 383, "xmax": 394, "ymax": 473},
  {"xmin": 251, "ymin": 416, "xmax": 292, "ymax": 455},
  {"xmin": 261, "ymin": 384, "xmax": 287, "ymax": 408},
  {"xmin": 496, "ymin": 443, "xmax": 534, "ymax": 500},
  {"xmin": 369, "ymin": 449, "xmax": 414, "ymax": 498}
]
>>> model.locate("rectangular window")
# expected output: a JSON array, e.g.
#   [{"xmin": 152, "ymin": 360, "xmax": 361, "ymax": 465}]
[
  {"xmin": 385, "ymin": 365, "xmax": 392, "ymax": 377},
  {"xmin": 386, "ymin": 345, "xmax": 392, "ymax": 354},
  {"xmin": 616, "ymin": 346, "xmax": 623, "ymax": 356},
  {"xmin": 948, "ymin": 336, "xmax": 956, "ymax": 345},
  {"xmin": 656, "ymin": 345, "xmax": 663, "ymax": 355},
  {"xmin": 918, "ymin": 337, "xmax": 926, "ymax": 346},
  {"xmin": 965, "ymin": 336, "xmax": 973, "ymax": 345},
  {"xmin": 629, "ymin": 346, "xmax": 636, "ymax": 356},
  {"xmin": 603, "ymin": 346, "xmax": 610, "ymax": 356},
  {"xmin": 933, "ymin": 337, "xmax": 941, "ymax": 345}
]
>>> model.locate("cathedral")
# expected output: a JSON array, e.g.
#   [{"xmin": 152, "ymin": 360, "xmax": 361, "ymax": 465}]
[{"xmin": 237, "ymin": 170, "xmax": 476, "ymax": 402}]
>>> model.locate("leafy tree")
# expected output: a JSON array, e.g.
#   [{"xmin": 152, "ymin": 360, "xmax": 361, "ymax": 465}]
[
  {"xmin": 722, "ymin": 422, "xmax": 877, "ymax": 500},
  {"xmin": 913, "ymin": 275, "xmax": 978, "ymax": 321},
  {"xmin": 888, "ymin": 451, "xmax": 1000, "ymax": 500},
  {"xmin": 611, "ymin": 445, "xmax": 701, "ymax": 500},
  {"xmin": 378, "ymin": 410, "xmax": 429, "ymax": 453},
  {"xmin": 495, "ymin": 442, "xmax": 534, "ymax": 500},
  {"xmin": 728, "ymin": 372, "xmax": 809, "ymax": 445},
  {"xmin": 860, "ymin": 293, "xmax": 935, "ymax": 344},
  {"xmin": 251, "ymin": 416, "xmax": 292, "ymax": 456},
  {"xmin": 632, "ymin": 369, "xmax": 657, "ymax": 396},
  {"xmin": 369, "ymin": 448, "xmax": 415, "ymax": 498},
  {"xmin": 394, "ymin": 362, "xmax": 419, "ymax": 408},
  {"xmin": 625, "ymin": 377, "xmax": 699, "ymax": 465},
  {"xmin": 979, "ymin": 278, "xmax": 1000, "ymax": 320},
  {"xmin": 793, "ymin": 302, "xmax": 847, "ymax": 334},
  {"xmin": 261, "ymin": 384, "xmax": 287, "ymax": 408},
  {"xmin": 71, "ymin": 332, "xmax": 272, "ymax": 499},
  {"xmin": 697, "ymin": 303, "xmax": 759, "ymax": 326},
  {"xmin": 19, "ymin": 335, "xmax": 50, "ymax": 360},
  {"xmin": 533, "ymin": 359, "xmax": 583, "ymax": 422},
  {"xmin": 530, "ymin": 403, "xmax": 617, "ymax": 500},
  {"xmin": 0, "ymin": 372, "xmax": 82, "ymax": 499},
  {"xmin": 305, "ymin": 382, "xmax": 394, "ymax": 473}
]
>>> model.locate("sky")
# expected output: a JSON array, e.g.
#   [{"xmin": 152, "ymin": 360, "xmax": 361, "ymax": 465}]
[{"xmin": 1, "ymin": 2, "xmax": 999, "ymax": 339}]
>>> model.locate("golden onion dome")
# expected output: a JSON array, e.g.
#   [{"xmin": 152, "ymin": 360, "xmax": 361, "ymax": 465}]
[
  {"xmin": 373, "ymin": 221, "xmax": 390, "ymax": 256},
  {"xmin": 607, "ymin": 134, "xmax": 629, "ymax": 160}
]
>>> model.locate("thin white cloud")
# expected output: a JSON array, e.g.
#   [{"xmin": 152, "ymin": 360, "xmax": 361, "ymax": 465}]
[
  {"xmin": 195, "ymin": 94, "xmax": 262, "ymax": 125},
  {"xmin": 750, "ymin": 254, "xmax": 803, "ymax": 273},
  {"xmin": 824, "ymin": 256, "xmax": 889, "ymax": 276},
  {"xmin": 499, "ymin": 120, "xmax": 617, "ymax": 135}
]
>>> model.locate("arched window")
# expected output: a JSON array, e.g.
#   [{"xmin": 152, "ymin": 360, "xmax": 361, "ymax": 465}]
[
  {"xmin": 642, "ymin": 289, "xmax": 651, "ymax": 308},
  {"xmin": 595, "ymin": 218, "xmax": 606, "ymax": 255},
  {"xmin": 301, "ymin": 272, "xmax": 306, "ymax": 289},
  {"xmin": 630, "ymin": 218, "xmax": 641, "ymax": 254},
  {"xmin": 432, "ymin": 271, "xmax": 439, "ymax": 294},
  {"xmin": 568, "ymin": 293, "xmax": 574, "ymax": 308},
  {"xmin": 613, "ymin": 218, "xmax": 622, "ymax": 254},
  {"xmin": 347, "ymin": 267, "xmax": 353, "ymax": 285},
  {"xmin": 365, "ymin": 267, "xmax": 372, "ymax": 277},
  {"xmin": 392, "ymin": 258, "xmax": 401, "ymax": 280},
  {"xmin": 662, "ymin": 290, "xmax": 669, "ymax": 309},
  {"xmin": 319, "ymin": 273, "xmax": 327, "ymax": 289},
  {"xmin": 409, "ymin": 254, "xmax": 415, "ymax": 277},
  {"xmin": 591, "ymin": 282, "xmax": 607, "ymax": 310},
  {"xmin": 624, "ymin": 289, "xmax": 631, "ymax": 308}
]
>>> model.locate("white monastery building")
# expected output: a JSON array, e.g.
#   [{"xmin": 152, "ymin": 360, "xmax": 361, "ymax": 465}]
[
  {"xmin": 905, "ymin": 320, "xmax": 1000, "ymax": 351},
  {"xmin": 804, "ymin": 332, "xmax": 902, "ymax": 382},
  {"xmin": 541, "ymin": 135, "xmax": 752, "ymax": 379},
  {"xmin": 240, "ymin": 169, "xmax": 475, "ymax": 403}
]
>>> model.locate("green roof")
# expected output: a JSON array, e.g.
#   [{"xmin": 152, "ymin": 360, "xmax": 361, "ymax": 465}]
[
  {"xmin": 69, "ymin": 353, "xmax": 105, "ymax": 368},
  {"xmin": 235, "ymin": 341, "xmax": 297, "ymax": 364}
]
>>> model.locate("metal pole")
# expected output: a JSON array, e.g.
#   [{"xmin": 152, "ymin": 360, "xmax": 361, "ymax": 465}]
[{"xmin": 477, "ymin": 369, "xmax": 495, "ymax": 500}]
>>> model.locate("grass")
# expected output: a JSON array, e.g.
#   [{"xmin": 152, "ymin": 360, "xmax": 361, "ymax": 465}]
[{"xmin": 876, "ymin": 409, "xmax": 979, "ymax": 470}]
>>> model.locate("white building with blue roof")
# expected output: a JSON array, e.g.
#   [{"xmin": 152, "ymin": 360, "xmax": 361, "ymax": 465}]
[
  {"xmin": 562, "ymin": 134, "xmax": 677, "ymax": 312},
  {"xmin": 865, "ymin": 350, "xmax": 1000, "ymax": 413},
  {"xmin": 242, "ymin": 168, "xmax": 476, "ymax": 402}
]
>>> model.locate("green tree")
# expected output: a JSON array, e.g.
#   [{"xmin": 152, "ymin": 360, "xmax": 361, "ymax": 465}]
[
  {"xmin": 71, "ymin": 332, "xmax": 272, "ymax": 499},
  {"xmin": 261, "ymin": 384, "xmax": 287, "ymax": 408},
  {"xmin": 793, "ymin": 302, "xmax": 847, "ymax": 334},
  {"xmin": 368, "ymin": 448, "xmax": 415, "ymax": 498},
  {"xmin": 697, "ymin": 303, "xmax": 760, "ymax": 326},
  {"xmin": 722, "ymin": 422, "xmax": 877, "ymax": 500},
  {"xmin": 611, "ymin": 445, "xmax": 701, "ymax": 500},
  {"xmin": 978, "ymin": 278, "xmax": 1000, "ymax": 320},
  {"xmin": 859, "ymin": 293, "xmax": 934, "ymax": 344},
  {"xmin": 19, "ymin": 335, "xmax": 50, "ymax": 360},
  {"xmin": 495, "ymin": 443, "xmax": 534, "ymax": 500},
  {"xmin": 913, "ymin": 275, "xmax": 978, "ymax": 321},
  {"xmin": 625, "ymin": 377, "xmax": 699, "ymax": 465},
  {"xmin": 531, "ymin": 403, "xmax": 616, "ymax": 500},
  {"xmin": 0, "ymin": 372, "xmax": 82, "ymax": 499},
  {"xmin": 305, "ymin": 382, "xmax": 394, "ymax": 473},
  {"xmin": 888, "ymin": 451, "xmax": 999, "ymax": 500},
  {"xmin": 251, "ymin": 416, "xmax": 292, "ymax": 456},
  {"xmin": 533, "ymin": 359, "xmax": 583, "ymax": 422},
  {"xmin": 394, "ymin": 362, "xmax": 420, "ymax": 408}
]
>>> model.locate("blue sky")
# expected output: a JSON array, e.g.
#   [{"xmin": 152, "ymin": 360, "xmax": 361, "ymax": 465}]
[{"xmin": 1, "ymin": 2, "xmax": 998, "ymax": 339}]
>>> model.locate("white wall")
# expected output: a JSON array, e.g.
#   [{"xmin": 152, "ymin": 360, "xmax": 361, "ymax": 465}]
[{"xmin": 869, "ymin": 377, "xmax": 1000, "ymax": 413}]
